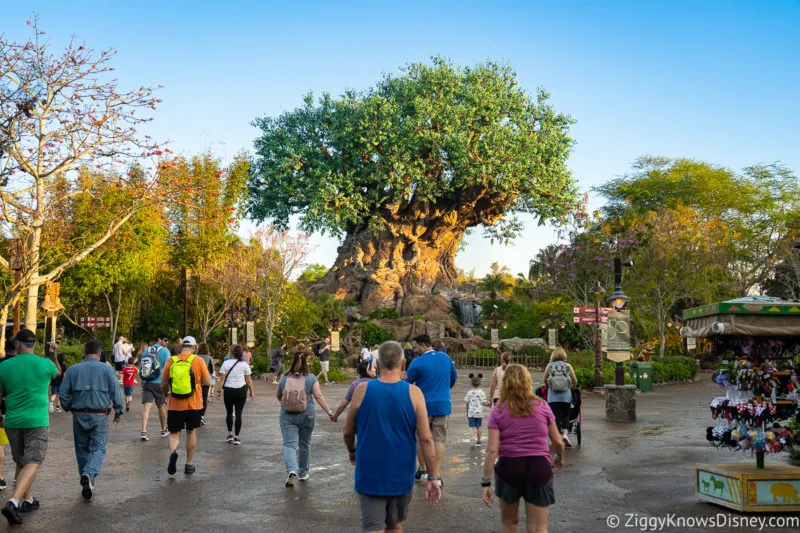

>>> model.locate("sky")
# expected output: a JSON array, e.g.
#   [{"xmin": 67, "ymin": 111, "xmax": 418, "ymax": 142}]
[{"xmin": 5, "ymin": 1, "xmax": 800, "ymax": 277}]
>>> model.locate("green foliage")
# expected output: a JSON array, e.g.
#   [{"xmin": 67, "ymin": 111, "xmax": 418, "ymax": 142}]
[
  {"xmin": 355, "ymin": 322, "xmax": 394, "ymax": 346},
  {"xmin": 249, "ymin": 57, "xmax": 576, "ymax": 241},
  {"xmin": 297, "ymin": 264, "xmax": 329, "ymax": 284},
  {"xmin": 517, "ymin": 345, "xmax": 549, "ymax": 357},
  {"xmin": 367, "ymin": 307, "xmax": 400, "ymax": 320},
  {"xmin": 456, "ymin": 349, "xmax": 499, "ymax": 367},
  {"xmin": 57, "ymin": 343, "xmax": 86, "ymax": 368},
  {"xmin": 568, "ymin": 353, "xmax": 698, "ymax": 389},
  {"xmin": 251, "ymin": 354, "xmax": 270, "ymax": 375}
]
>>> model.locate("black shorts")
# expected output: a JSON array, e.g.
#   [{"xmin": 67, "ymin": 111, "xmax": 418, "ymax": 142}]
[
  {"xmin": 494, "ymin": 456, "xmax": 555, "ymax": 506},
  {"xmin": 167, "ymin": 410, "xmax": 203, "ymax": 433},
  {"xmin": 114, "ymin": 361, "xmax": 125, "ymax": 371}
]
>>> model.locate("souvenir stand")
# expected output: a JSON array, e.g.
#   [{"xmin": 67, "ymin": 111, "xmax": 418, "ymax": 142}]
[{"xmin": 681, "ymin": 297, "xmax": 800, "ymax": 512}]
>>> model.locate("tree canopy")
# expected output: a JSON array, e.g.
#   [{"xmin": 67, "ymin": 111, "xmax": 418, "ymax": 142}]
[{"xmin": 248, "ymin": 57, "xmax": 577, "ymax": 243}]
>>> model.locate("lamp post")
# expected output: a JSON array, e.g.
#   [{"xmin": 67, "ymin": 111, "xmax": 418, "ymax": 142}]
[
  {"xmin": 606, "ymin": 258, "xmax": 632, "ymax": 386},
  {"xmin": 227, "ymin": 303, "xmax": 240, "ymax": 346},
  {"xmin": 540, "ymin": 309, "xmax": 566, "ymax": 348},
  {"xmin": 242, "ymin": 297, "xmax": 257, "ymax": 348},
  {"xmin": 483, "ymin": 304, "xmax": 507, "ymax": 349},
  {"xmin": 589, "ymin": 281, "xmax": 606, "ymax": 388}
]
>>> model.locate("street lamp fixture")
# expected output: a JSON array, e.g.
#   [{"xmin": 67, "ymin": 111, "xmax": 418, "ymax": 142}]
[{"xmin": 606, "ymin": 258, "xmax": 630, "ymax": 311}]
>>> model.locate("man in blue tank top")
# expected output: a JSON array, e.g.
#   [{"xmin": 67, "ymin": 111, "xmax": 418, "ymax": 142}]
[
  {"xmin": 405, "ymin": 334, "xmax": 457, "ymax": 487},
  {"xmin": 344, "ymin": 341, "xmax": 441, "ymax": 533}
]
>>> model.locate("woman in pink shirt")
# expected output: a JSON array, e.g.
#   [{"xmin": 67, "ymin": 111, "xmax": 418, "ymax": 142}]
[{"xmin": 482, "ymin": 364, "xmax": 565, "ymax": 533}]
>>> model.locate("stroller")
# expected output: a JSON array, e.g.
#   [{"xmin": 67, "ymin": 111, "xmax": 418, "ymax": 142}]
[{"xmin": 536, "ymin": 385, "xmax": 582, "ymax": 447}]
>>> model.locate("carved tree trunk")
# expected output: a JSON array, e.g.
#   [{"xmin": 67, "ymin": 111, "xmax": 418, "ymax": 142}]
[{"xmin": 311, "ymin": 220, "xmax": 464, "ymax": 314}]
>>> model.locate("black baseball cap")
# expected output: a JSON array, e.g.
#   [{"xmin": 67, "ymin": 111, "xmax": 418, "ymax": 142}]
[{"xmin": 14, "ymin": 329, "xmax": 36, "ymax": 344}]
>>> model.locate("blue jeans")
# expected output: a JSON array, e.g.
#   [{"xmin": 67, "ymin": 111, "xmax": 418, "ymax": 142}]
[
  {"xmin": 72, "ymin": 412, "xmax": 109, "ymax": 479},
  {"xmin": 279, "ymin": 411, "xmax": 315, "ymax": 476}
]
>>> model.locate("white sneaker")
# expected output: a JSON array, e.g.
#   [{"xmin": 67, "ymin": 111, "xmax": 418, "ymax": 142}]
[
  {"xmin": 298, "ymin": 473, "xmax": 310, "ymax": 481},
  {"xmin": 285, "ymin": 472, "xmax": 297, "ymax": 487},
  {"xmin": 563, "ymin": 435, "xmax": 572, "ymax": 448},
  {"xmin": 49, "ymin": 401, "xmax": 55, "ymax": 414}
]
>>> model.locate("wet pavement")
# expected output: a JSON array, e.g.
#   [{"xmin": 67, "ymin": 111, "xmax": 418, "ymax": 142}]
[{"xmin": 1, "ymin": 371, "xmax": 796, "ymax": 532}]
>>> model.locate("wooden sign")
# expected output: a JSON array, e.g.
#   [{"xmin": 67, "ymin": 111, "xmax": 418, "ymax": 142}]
[
  {"xmin": 574, "ymin": 316, "xmax": 609, "ymax": 324},
  {"xmin": 79, "ymin": 316, "xmax": 111, "ymax": 328},
  {"xmin": 230, "ymin": 327, "xmax": 238, "ymax": 346},
  {"xmin": 573, "ymin": 307, "xmax": 611, "ymax": 315},
  {"xmin": 245, "ymin": 321, "xmax": 255, "ymax": 348},
  {"xmin": 330, "ymin": 330, "xmax": 340, "ymax": 352},
  {"xmin": 548, "ymin": 328, "xmax": 557, "ymax": 349}
]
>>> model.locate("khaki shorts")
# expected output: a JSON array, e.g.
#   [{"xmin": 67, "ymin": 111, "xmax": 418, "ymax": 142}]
[
  {"xmin": 428, "ymin": 415, "xmax": 448, "ymax": 444},
  {"xmin": 320, "ymin": 360, "xmax": 330, "ymax": 372},
  {"xmin": 142, "ymin": 382, "xmax": 166, "ymax": 406},
  {"xmin": 6, "ymin": 427, "xmax": 49, "ymax": 465}
]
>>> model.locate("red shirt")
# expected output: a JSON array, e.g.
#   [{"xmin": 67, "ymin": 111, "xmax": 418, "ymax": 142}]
[{"xmin": 121, "ymin": 366, "xmax": 139, "ymax": 387}]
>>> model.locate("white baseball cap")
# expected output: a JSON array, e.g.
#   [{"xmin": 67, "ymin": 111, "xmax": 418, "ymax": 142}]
[{"xmin": 182, "ymin": 336, "xmax": 197, "ymax": 346}]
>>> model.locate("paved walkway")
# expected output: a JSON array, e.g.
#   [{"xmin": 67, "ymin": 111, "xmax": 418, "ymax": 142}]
[{"xmin": 0, "ymin": 372, "xmax": 794, "ymax": 532}]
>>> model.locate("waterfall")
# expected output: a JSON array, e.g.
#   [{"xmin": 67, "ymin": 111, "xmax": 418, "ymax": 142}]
[{"xmin": 453, "ymin": 299, "xmax": 482, "ymax": 327}]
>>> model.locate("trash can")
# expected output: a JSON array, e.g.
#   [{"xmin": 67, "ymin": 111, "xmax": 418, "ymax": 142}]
[
  {"xmin": 629, "ymin": 361, "xmax": 639, "ymax": 385},
  {"xmin": 636, "ymin": 362, "xmax": 653, "ymax": 392}
]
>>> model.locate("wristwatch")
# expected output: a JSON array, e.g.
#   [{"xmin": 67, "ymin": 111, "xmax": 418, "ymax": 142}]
[
  {"xmin": 327, "ymin": 410, "xmax": 334, "ymax": 416},
  {"xmin": 427, "ymin": 476, "xmax": 439, "ymax": 482},
  {"xmin": 481, "ymin": 478, "xmax": 492, "ymax": 487}
]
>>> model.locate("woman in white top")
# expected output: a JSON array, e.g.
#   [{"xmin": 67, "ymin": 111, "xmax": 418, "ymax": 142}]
[
  {"xmin": 216, "ymin": 344, "xmax": 255, "ymax": 445},
  {"xmin": 489, "ymin": 353, "xmax": 512, "ymax": 405}
]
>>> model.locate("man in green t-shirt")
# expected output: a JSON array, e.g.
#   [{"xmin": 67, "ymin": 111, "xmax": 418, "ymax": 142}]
[{"xmin": 0, "ymin": 329, "xmax": 60, "ymax": 525}]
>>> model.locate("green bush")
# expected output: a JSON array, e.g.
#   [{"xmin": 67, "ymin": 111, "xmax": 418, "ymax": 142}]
[
  {"xmin": 57, "ymin": 343, "xmax": 85, "ymax": 368},
  {"xmin": 251, "ymin": 354, "xmax": 270, "ymax": 375},
  {"xmin": 356, "ymin": 322, "xmax": 394, "ymax": 346},
  {"xmin": 517, "ymin": 345, "xmax": 549, "ymax": 357},
  {"xmin": 567, "ymin": 354, "xmax": 698, "ymax": 389},
  {"xmin": 367, "ymin": 307, "xmax": 400, "ymax": 320}
]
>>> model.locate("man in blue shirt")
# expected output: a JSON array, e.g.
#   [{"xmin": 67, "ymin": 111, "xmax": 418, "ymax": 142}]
[
  {"xmin": 140, "ymin": 333, "xmax": 171, "ymax": 441},
  {"xmin": 405, "ymin": 334, "xmax": 457, "ymax": 488},
  {"xmin": 59, "ymin": 339, "xmax": 124, "ymax": 500}
]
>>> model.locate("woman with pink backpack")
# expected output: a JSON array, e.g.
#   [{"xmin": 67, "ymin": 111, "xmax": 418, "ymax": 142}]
[{"xmin": 276, "ymin": 347, "xmax": 335, "ymax": 487}]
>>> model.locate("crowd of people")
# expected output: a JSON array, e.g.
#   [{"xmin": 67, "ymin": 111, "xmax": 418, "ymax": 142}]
[{"xmin": 0, "ymin": 328, "xmax": 575, "ymax": 532}]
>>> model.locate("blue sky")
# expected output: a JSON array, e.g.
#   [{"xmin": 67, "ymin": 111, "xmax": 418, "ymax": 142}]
[{"xmin": 7, "ymin": 1, "xmax": 800, "ymax": 276}]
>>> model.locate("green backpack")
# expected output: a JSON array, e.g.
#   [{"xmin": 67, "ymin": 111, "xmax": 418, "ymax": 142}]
[{"xmin": 169, "ymin": 355, "xmax": 197, "ymax": 399}]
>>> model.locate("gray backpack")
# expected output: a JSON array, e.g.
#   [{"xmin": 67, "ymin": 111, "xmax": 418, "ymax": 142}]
[{"xmin": 548, "ymin": 363, "xmax": 571, "ymax": 392}]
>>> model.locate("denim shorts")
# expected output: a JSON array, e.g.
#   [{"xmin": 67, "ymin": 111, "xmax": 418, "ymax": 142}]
[
  {"xmin": 123, "ymin": 386, "xmax": 135, "ymax": 396},
  {"xmin": 468, "ymin": 417, "xmax": 482, "ymax": 428}
]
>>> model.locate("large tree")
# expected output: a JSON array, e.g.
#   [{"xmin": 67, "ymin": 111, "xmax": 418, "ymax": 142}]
[
  {"xmin": 0, "ymin": 18, "xmax": 164, "ymax": 334},
  {"xmin": 248, "ymin": 58, "xmax": 576, "ymax": 313}
]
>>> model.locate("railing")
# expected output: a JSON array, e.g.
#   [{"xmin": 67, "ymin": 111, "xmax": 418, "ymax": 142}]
[{"xmin": 450, "ymin": 353, "xmax": 549, "ymax": 370}]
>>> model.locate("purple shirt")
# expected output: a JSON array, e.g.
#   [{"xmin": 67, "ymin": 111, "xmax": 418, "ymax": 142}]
[
  {"xmin": 488, "ymin": 399, "xmax": 555, "ymax": 461},
  {"xmin": 345, "ymin": 377, "xmax": 371, "ymax": 401}
]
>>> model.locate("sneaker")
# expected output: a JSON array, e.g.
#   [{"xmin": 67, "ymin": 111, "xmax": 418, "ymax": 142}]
[
  {"xmin": 140, "ymin": 432, "xmax": 149, "ymax": 442},
  {"xmin": 19, "ymin": 498, "xmax": 39, "ymax": 512},
  {"xmin": 563, "ymin": 435, "xmax": 572, "ymax": 448},
  {"xmin": 160, "ymin": 430, "xmax": 169, "ymax": 438},
  {"xmin": 126, "ymin": 402, "xmax": 131, "ymax": 412},
  {"xmin": 55, "ymin": 406, "xmax": 61, "ymax": 413},
  {"xmin": 0, "ymin": 479, "xmax": 6, "ymax": 491},
  {"xmin": 414, "ymin": 470, "xmax": 428, "ymax": 483},
  {"xmin": 272, "ymin": 380, "xmax": 278, "ymax": 384},
  {"xmin": 475, "ymin": 441, "xmax": 483, "ymax": 447},
  {"xmin": 438, "ymin": 479, "xmax": 443, "ymax": 488},
  {"xmin": 184, "ymin": 464, "xmax": 196, "ymax": 475},
  {"xmin": 1, "ymin": 501, "xmax": 22, "ymax": 525},
  {"xmin": 49, "ymin": 401, "xmax": 55, "ymax": 414},
  {"xmin": 200, "ymin": 416, "xmax": 206, "ymax": 426},
  {"xmin": 285, "ymin": 472, "xmax": 297, "ymax": 487},
  {"xmin": 225, "ymin": 435, "xmax": 234, "ymax": 443},
  {"xmin": 80, "ymin": 475, "xmax": 94, "ymax": 500},
  {"xmin": 167, "ymin": 451, "xmax": 179, "ymax": 476},
  {"xmin": 298, "ymin": 473, "xmax": 310, "ymax": 481},
  {"xmin": 233, "ymin": 437, "xmax": 241, "ymax": 446}
]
